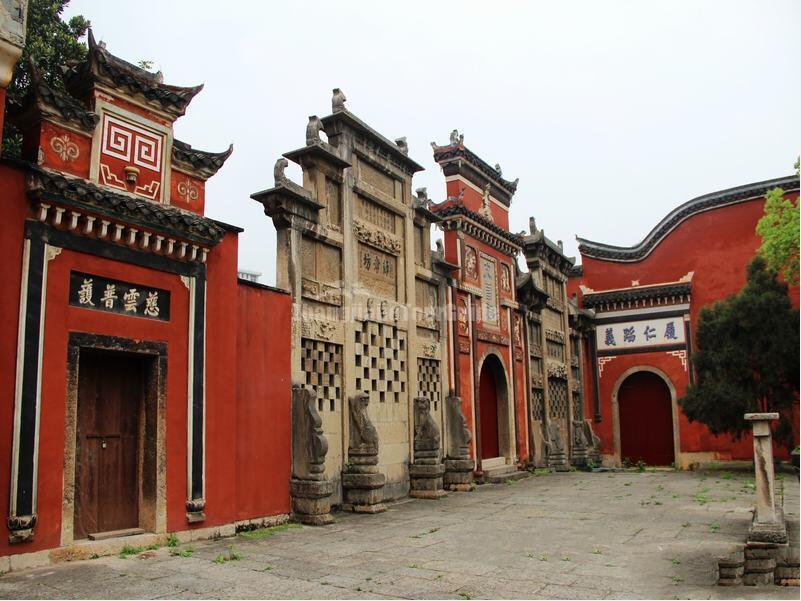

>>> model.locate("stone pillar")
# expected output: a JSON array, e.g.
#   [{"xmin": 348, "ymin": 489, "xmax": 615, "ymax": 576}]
[
  {"xmin": 289, "ymin": 385, "xmax": 334, "ymax": 525},
  {"xmin": 744, "ymin": 412, "xmax": 787, "ymax": 544},
  {"xmin": 342, "ymin": 392, "xmax": 386, "ymax": 513},
  {"xmin": 570, "ymin": 419, "xmax": 588, "ymax": 467},
  {"xmin": 409, "ymin": 397, "xmax": 447, "ymax": 499},
  {"xmin": 443, "ymin": 395, "xmax": 475, "ymax": 491}
]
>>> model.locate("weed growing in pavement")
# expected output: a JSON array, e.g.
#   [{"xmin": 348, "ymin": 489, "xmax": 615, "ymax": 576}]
[
  {"xmin": 561, "ymin": 555, "xmax": 571, "ymax": 561},
  {"xmin": 166, "ymin": 533, "xmax": 179, "ymax": 547},
  {"xmin": 671, "ymin": 557, "xmax": 681, "ymax": 565},
  {"xmin": 538, "ymin": 554, "xmax": 547, "ymax": 561},
  {"xmin": 458, "ymin": 592, "xmax": 472, "ymax": 600},
  {"xmin": 239, "ymin": 523, "xmax": 302, "ymax": 539},
  {"xmin": 709, "ymin": 522, "xmax": 720, "ymax": 532},
  {"xmin": 592, "ymin": 548, "xmax": 603, "ymax": 555},
  {"xmin": 671, "ymin": 575, "xmax": 683, "ymax": 585},
  {"xmin": 119, "ymin": 545, "xmax": 145, "ymax": 559},
  {"xmin": 171, "ymin": 546, "xmax": 194, "ymax": 558}
]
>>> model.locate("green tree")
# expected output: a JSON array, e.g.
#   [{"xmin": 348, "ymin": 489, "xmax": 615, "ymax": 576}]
[
  {"xmin": 2, "ymin": 0, "xmax": 89, "ymax": 155},
  {"xmin": 679, "ymin": 257, "xmax": 799, "ymax": 450},
  {"xmin": 756, "ymin": 157, "xmax": 800, "ymax": 286}
]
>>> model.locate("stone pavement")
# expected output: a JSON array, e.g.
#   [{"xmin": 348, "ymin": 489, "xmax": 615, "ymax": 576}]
[{"xmin": 1, "ymin": 469, "xmax": 798, "ymax": 600}]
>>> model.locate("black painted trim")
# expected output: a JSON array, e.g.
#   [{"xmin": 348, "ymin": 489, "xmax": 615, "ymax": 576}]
[
  {"xmin": 597, "ymin": 343, "xmax": 686, "ymax": 357},
  {"xmin": 14, "ymin": 236, "xmax": 45, "ymax": 517},
  {"xmin": 589, "ymin": 335, "xmax": 601, "ymax": 423},
  {"xmin": 593, "ymin": 308, "xmax": 689, "ymax": 325},
  {"xmin": 190, "ymin": 271, "xmax": 206, "ymax": 500},
  {"xmin": 684, "ymin": 320, "xmax": 694, "ymax": 386}
]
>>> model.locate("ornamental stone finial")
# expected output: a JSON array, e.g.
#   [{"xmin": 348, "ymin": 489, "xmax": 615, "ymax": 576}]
[
  {"xmin": 416, "ymin": 187, "xmax": 428, "ymax": 202},
  {"xmin": 449, "ymin": 129, "xmax": 464, "ymax": 146},
  {"xmin": 529, "ymin": 217, "xmax": 537, "ymax": 234},
  {"xmin": 332, "ymin": 88, "xmax": 347, "ymax": 113},
  {"xmin": 494, "ymin": 163, "xmax": 502, "ymax": 177},
  {"xmin": 306, "ymin": 115, "xmax": 324, "ymax": 146},
  {"xmin": 395, "ymin": 137, "xmax": 408, "ymax": 155},
  {"xmin": 274, "ymin": 158, "xmax": 289, "ymax": 186}
]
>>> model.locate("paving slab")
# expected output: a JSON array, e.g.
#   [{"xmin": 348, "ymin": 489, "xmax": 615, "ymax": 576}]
[{"xmin": 1, "ymin": 469, "xmax": 798, "ymax": 599}]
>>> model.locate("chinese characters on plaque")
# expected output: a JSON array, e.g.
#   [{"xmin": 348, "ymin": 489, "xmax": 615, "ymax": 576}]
[
  {"xmin": 69, "ymin": 271, "xmax": 171, "ymax": 321},
  {"xmin": 479, "ymin": 253, "xmax": 499, "ymax": 325},
  {"xmin": 596, "ymin": 315, "xmax": 685, "ymax": 351}
]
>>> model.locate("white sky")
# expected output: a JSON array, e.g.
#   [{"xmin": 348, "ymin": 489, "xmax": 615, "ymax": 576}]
[{"xmin": 64, "ymin": 0, "xmax": 800, "ymax": 285}]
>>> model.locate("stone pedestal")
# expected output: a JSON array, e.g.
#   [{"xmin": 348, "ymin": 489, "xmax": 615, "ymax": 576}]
[
  {"xmin": 290, "ymin": 385, "xmax": 334, "ymax": 525},
  {"xmin": 444, "ymin": 395, "xmax": 474, "ymax": 491},
  {"xmin": 409, "ymin": 397, "xmax": 447, "ymax": 499},
  {"xmin": 290, "ymin": 479, "xmax": 334, "ymax": 525},
  {"xmin": 342, "ymin": 392, "xmax": 386, "ymax": 513},
  {"xmin": 744, "ymin": 413, "xmax": 787, "ymax": 545}
]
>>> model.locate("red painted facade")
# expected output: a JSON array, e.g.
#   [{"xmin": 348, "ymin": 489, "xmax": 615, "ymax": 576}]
[
  {"xmin": 0, "ymin": 34, "xmax": 291, "ymax": 559},
  {"xmin": 433, "ymin": 140, "xmax": 530, "ymax": 471},
  {"xmin": 570, "ymin": 184, "xmax": 800, "ymax": 466}
]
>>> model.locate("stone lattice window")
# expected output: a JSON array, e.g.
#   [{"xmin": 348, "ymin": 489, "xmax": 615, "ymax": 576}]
[
  {"xmin": 301, "ymin": 338, "xmax": 342, "ymax": 412},
  {"xmin": 531, "ymin": 387, "xmax": 545, "ymax": 421},
  {"xmin": 548, "ymin": 377, "xmax": 568, "ymax": 420},
  {"xmin": 354, "ymin": 321, "xmax": 407, "ymax": 404},
  {"xmin": 417, "ymin": 358, "xmax": 441, "ymax": 411}
]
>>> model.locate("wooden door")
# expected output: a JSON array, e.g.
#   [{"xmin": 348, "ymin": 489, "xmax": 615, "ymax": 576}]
[
  {"xmin": 619, "ymin": 371, "xmax": 674, "ymax": 466},
  {"xmin": 479, "ymin": 361, "xmax": 500, "ymax": 459},
  {"xmin": 75, "ymin": 352, "xmax": 143, "ymax": 539}
]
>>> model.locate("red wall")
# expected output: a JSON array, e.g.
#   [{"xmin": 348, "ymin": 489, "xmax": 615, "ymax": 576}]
[
  {"xmin": 235, "ymin": 283, "xmax": 292, "ymax": 520},
  {"xmin": 0, "ymin": 161, "xmax": 292, "ymax": 557},
  {"xmin": 574, "ymin": 192, "xmax": 799, "ymax": 463}
]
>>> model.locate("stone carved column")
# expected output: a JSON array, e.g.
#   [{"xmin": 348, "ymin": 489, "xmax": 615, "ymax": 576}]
[
  {"xmin": 443, "ymin": 395, "xmax": 475, "ymax": 491},
  {"xmin": 409, "ymin": 397, "xmax": 447, "ymax": 499},
  {"xmin": 582, "ymin": 420, "xmax": 601, "ymax": 466},
  {"xmin": 289, "ymin": 385, "xmax": 334, "ymax": 525},
  {"xmin": 570, "ymin": 420, "xmax": 589, "ymax": 467},
  {"xmin": 744, "ymin": 413, "xmax": 787, "ymax": 544},
  {"xmin": 342, "ymin": 392, "xmax": 386, "ymax": 513},
  {"xmin": 546, "ymin": 422, "xmax": 569, "ymax": 471}
]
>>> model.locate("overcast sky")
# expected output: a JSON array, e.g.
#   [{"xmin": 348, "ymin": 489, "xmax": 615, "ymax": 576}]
[{"xmin": 65, "ymin": 0, "xmax": 800, "ymax": 285}]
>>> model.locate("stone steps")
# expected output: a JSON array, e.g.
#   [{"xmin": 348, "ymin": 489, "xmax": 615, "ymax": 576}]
[{"xmin": 483, "ymin": 464, "xmax": 530, "ymax": 484}]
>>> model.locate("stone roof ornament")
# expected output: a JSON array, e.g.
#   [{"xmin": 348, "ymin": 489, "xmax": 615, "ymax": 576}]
[
  {"xmin": 395, "ymin": 137, "xmax": 408, "ymax": 155},
  {"xmin": 332, "ymin": 88, "xmax": 347, "ymax": 113},
  {"xmin": 529, "ymin": 217, "xmax": 537, "ymax": 234},
  {"xmin": 306, "ymin": 115, "xmax": 324, "ymax": 146},
  {"xmin": 449, "ymin": 129, "xmax": 464, "ymax": 146},
  {"xmin": 274, "ymin": 158, "xmax": 289, "ymax": 186},
  {"xmin": 495, "ymin": 163, "xmax": 502, "ymax": 177},
  {"xmin": 415, "ymin": 187, "xmax": 428, "ymax": 202}
]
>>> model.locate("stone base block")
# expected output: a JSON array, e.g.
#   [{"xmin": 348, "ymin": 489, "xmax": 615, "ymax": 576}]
[
  {"xmin": 748, "ymin": 508, "xmax": 787, "ymax": 545},
  {"xmin": 444, "ymin": 458, "xmax": 474, "ymax": 491},
  {"xmin": 409, "ymin": 463, "xmax": 446, "ymax": 499},
  {"xmin": 342, "ymin": 470, "xmax": 385, "ymax": 512},
  {"xmin": 548, "ymin": 452, "xmax": 569, "ymax": 472},
  {"xmin": 289, "ymin": 478, "xmax": 334, "ymax": 526},
  {"xmin": 341, "ymin": 502, "xmax": 387, "ymax": 514},
  {"xmin": 775, "ymin": 564, "xmax": 800, "ymax": 584},
  {"xmin": 743, "ymin": 572, "xmax": 774, "ymax": 586},
  {"xmin": 745, "ymin": 557, "xmax": 777, "ymax": 573}
]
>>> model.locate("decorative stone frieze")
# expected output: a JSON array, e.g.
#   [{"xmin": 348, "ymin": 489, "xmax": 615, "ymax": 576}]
[
  {"xmin": 444, "ymin": 395, "xmax": 474, "ymax": 491},
  {"xmin": 476, "ymin": 329, "xmax": 509, "ymax": 346},
  {"xmin": 546, "ymin": 360, "xmax": 568, "ymax": 380},
  {"xmin": 409, "ymin": 397, "xmax": 447, "ymax": 499},
  {"xmin": 545, "ymin": 328, "xmax": 565, "ymax": 343},
  {"xmin": 342, "ymin": 392, "xmax": 386, "ymax": 513},
  {"xmin": 352, "ymin": 218, "xmax": 402, "ymax": 255},
  {"xmin": 289, "ymin": 385, "xmax": 334, "ymax": 525}
]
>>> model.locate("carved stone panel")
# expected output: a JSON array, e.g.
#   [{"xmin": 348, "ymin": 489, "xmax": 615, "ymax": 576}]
[
  {"xmin": 301, "ymin": 237, "xmax": 342, "ymax": 306},
  {"xmin": 358, "ymin": 243, "xmax": 397, "ymax": 299},
  {"xmin": 479, "ymin": 253, "xmax": 499, "ymax": 326},
  {"xmin": 415, "ymin": 279, "xmax": 438, "ymax": 330},
  {"xmin": 357, "ymin": 194, "xmax": 397, "ymax": 232}
]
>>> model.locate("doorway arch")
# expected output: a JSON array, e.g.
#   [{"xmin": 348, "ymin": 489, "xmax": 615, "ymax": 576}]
[
  {"xmin": 612, "ymin": 368, "xmax": 677, "ymax": 466},
  {"xmin": 477, "ymin": 353, "xmax": 510, "ymax": 461}
]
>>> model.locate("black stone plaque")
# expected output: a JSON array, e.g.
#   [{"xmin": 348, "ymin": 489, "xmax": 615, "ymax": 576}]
[{"xmin": 69, "ymin": 271, "xmax": 171, "ymax": 321}]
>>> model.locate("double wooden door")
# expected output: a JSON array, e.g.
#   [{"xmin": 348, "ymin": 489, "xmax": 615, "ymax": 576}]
[{"xmin": 75, "ymin": 352, "xmax": 144, "ymax": 540}]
